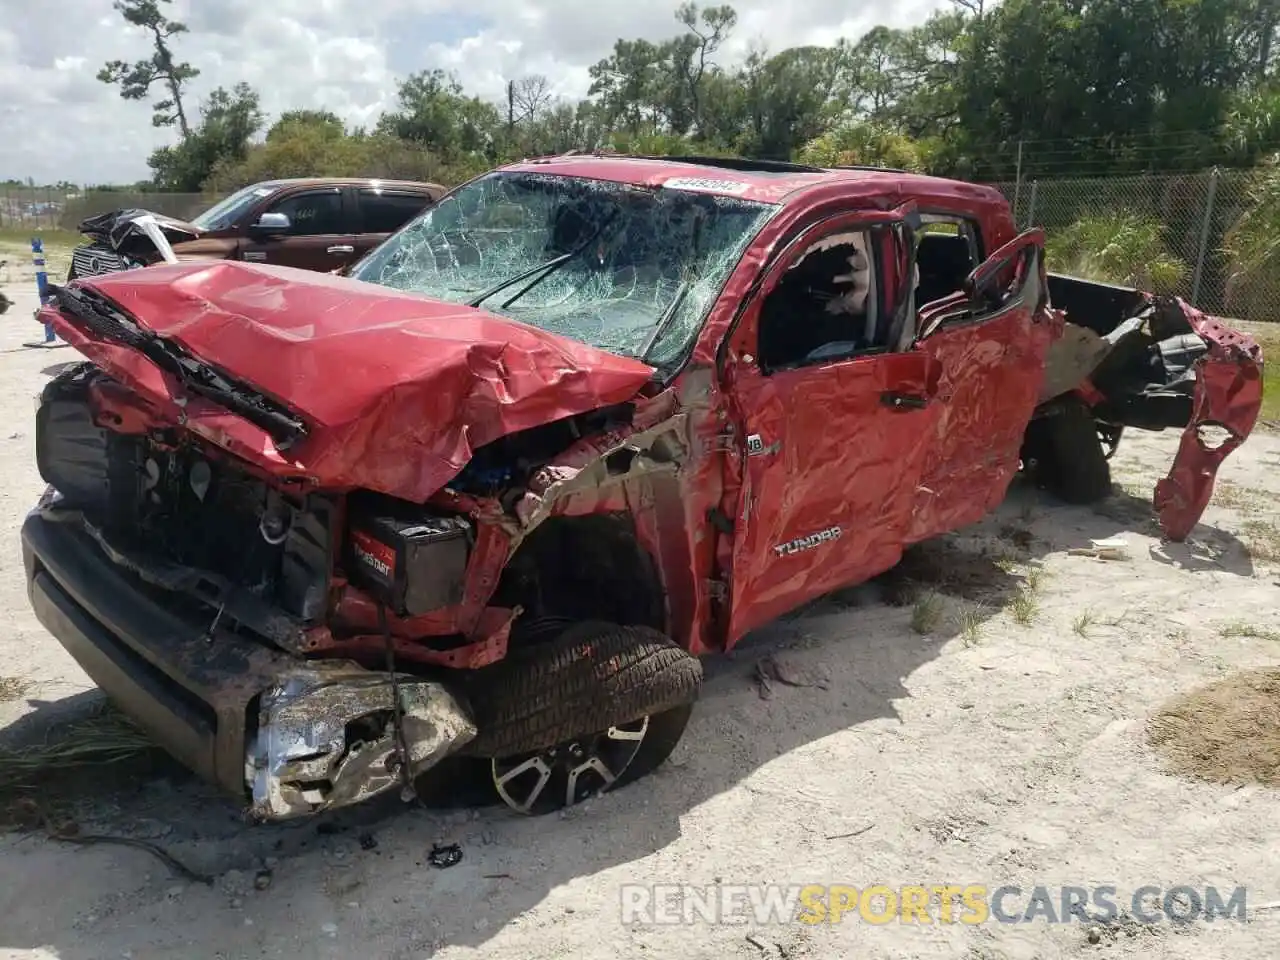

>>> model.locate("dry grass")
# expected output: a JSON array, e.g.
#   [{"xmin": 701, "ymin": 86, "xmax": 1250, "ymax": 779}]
[
  {"xmin": 1148, "ymin": 669, "xmax": 1280, "ymax": 787},
  {"xmin": 0, "ymin": 704, "xmax": 155, "ymax": 793},
  {"xmin": 1241, "ymin": 520, "xmax": 1280, "ymax": 563},
  {"xmin": 1210, "ymin": 481, "xmax": 1264, "ymax": 510},
  {"xmin": 1073, "ymin": 609, "xmax": 1132, "ymax": 639},
  {"xmin": 1246, "ymin": 323, "xmax": 1279, "ymax": 424},
  {"xmin": 0, "ymin": 231, "xmax": 77, "ymax": 281},
  {"xmin": 1024, "ymin": 566, "xmax": 1047, "ymax": 591},
  {"xmin": 910, "ymin": 591, "xmax": 945, "ymax": 635},
  {"xmin": 956, "ymin": 604, "xmax": 986, "ymax": 646},
  {"xmin": 1004, "ymin": 564, "xmax": 1045, "ymax": 627},
  {"xmin": 1220, "ymin": 622, "xmax": 1280, "ymax": 643},
  {"xmin": 1008, "ymin": 586, "xmax": 1040, "ymax": 626},
  {"xmin": 0, "ymin": 676, "xmax": 33, "ymax": 703}
]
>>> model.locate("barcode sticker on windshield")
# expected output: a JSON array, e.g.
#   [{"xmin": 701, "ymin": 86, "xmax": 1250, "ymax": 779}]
[{"xmin": 662, "ymin": 177, "xmax": 752, "ymax": 195}]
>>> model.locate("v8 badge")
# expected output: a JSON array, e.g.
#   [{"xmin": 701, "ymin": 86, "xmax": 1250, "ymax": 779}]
[{"xmin": 746, "ymin": 434, "xmax": 779, "ymax": 457}]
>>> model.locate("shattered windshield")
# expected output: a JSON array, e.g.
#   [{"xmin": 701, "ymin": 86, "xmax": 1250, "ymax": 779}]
[
  {"xmin": 347, "ymin": 172, "xmax": 776, "ymax": 368},
  {"xmin": 192, "ymin": 183, "xmax": 279, "ymax": 231}
]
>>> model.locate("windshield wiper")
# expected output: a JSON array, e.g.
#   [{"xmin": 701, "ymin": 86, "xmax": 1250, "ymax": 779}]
[
  {"xmin": 51, "ymin": 285, "xmax": 309, "ymax": 450},
  {"xmin": 467, "ymin": 210, "xmax": 619, "ymax": 310},
  {"xmin": 466, "ymin": 253, "xmax": 573, "ymax": 309},
  {"xmin": 639, "ymin": 280, "xmax": 692, "ymax": 365}
]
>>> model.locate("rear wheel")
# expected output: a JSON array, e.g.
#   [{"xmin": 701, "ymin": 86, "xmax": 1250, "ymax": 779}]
[
  {"xmin": 1021, "ymin": 397, "xmax": 1113, "ymax": 504},
  {"xmin": 463, "ymin": 621, "xmax": 702, "ymax": 815}
]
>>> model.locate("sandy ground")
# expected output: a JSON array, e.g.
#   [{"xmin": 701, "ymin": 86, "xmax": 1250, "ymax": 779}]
[{"xmin": 2, "ymin": 277, "xmax": 1280, "ymax": 960}]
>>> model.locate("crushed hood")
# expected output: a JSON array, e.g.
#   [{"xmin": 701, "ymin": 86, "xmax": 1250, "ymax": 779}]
[
  {"xmin": 46, "ymin": 260, "xmax": 656, "ymax": 501},
  {"xmin": 78, "ymin": 208, "xmax": 204, "ymax": 251}
]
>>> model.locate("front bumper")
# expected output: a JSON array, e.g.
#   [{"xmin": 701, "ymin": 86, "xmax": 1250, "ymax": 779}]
[{"xmin": 22, "ymin": 510, "xmax": 476, "ymax": 820}]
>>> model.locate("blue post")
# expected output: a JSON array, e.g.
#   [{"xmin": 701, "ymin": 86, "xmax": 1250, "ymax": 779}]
[{"xmin": 31, "ymin": 237, "xmax": 55, "ymax": 344}]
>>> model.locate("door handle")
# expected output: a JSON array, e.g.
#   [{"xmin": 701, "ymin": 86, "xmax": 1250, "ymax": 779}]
[
  {"xmin": 880, "ymin": 391, "xmax": 929, "ymax": 410},
  {"xmin": 327, "ymin": 245, "xmax": 354, "ymax": 254}
]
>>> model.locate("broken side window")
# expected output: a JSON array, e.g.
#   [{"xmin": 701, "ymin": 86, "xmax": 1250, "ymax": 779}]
[{"xmin": 756, "ymin": 228, "xmax": 886, "ymax": 370}]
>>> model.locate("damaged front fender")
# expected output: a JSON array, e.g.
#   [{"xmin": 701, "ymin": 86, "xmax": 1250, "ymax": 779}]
[{"xmin": 246, "ymin": 665, "xmax": 476, "ymax": 821}]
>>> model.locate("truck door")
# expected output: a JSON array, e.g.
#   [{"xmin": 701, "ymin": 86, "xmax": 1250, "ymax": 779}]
[
  {"xmin": 721, "ymin": 209, "xmax": 945, "ymax": 642},
  {"xmin": 242, "ymin": 186, "xmax": 359, "ymax": 272},
  {"xmin": 906, "ymin": 229, "xmax": 1059, "ymax": 542},
  {"xmin": 353, "ymin": 187, "xmax": 437, "ymax": 260}
]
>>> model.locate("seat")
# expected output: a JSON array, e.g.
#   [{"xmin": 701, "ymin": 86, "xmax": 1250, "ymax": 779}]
[{"xmin": 916, "ymin": 234, "xmax": 974, "ymax": 307}]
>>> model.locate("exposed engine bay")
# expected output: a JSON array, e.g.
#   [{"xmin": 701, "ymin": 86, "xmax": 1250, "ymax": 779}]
[
  {"xmin": 29, "ymin": 359, "xmax": 651, "ymax": 819},
  {"xmin": 34, "ymin": 363, "xmax": 483, "ymax": 647},
  {"xmin": 36, "ymin": 363, "xmax": 337, "ymax": 633},
  {"xmin": 447, "ymin": 401, "xmax": 634, "ymax": 501},
  {"xmin": 33, "ymin": 360, "xmax": 636, "ymax": 652}
]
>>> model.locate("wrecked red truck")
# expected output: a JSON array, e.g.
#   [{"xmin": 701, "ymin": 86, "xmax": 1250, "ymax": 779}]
[{"xmin": 23, "ymin": 155, "xmax": 1264, "ymax": 820}]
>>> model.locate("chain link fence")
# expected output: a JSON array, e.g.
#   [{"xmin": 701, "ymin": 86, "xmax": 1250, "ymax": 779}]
[
  {"xmin": 993, "ymin": 169, "xmax": 1280, "ymax": 323},
  {"xmin": 0, "ymin": 187, "xmax": 214, "ymax": 234},
  {"xmin": 5, "ymin": 170, "xmax": 1280, "ymax": 323}
]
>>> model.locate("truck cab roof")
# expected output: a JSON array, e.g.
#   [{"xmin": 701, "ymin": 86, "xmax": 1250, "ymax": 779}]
[{"xmin": 501, "ymin": 153, "xmax": 1008, "ymax": 212}]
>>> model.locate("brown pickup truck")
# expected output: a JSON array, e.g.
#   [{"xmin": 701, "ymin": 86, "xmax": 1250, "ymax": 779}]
[{"xmin": 67, "ymin": 177, "xmax": 447, "ymax": 279}]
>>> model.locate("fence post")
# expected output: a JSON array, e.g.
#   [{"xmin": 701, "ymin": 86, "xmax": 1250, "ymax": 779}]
[
  {"xmin": 1191, "ymin": 168, "xmax": 1219, "ymax": 305},
  {"xmin": 1026, "ymin": 180, "xmax": 1039, "ymax": 230},
  {"xmin": 30, "ymin": 238, "xmax": 56, "ymax": 346},
  {"xmin": 1012, "ymin": 139, "xmax": 1025, "ymax": 223}
]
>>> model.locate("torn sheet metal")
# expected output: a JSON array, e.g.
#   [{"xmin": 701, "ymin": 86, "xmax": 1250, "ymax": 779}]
[
  {"xmin": 1039, "ymin": 323, "xmax": 1112, "ymax": 402},
  {"xmin": 43, "ymin": 260, "xmax": 656, "ymax": 503},
  {"xmin": 77, "ymin": 208, "xmax": 202, "ymax": 256},
  {"xmin": 1151, "ymin": 298, "xmax": 1264, "ymax": 542},
  {"xmin": 246, "ymin": 665, "xmax": 477, "ymax": 821}
]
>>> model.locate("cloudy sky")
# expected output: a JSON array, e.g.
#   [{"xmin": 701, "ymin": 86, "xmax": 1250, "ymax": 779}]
[{"xmin": 0, "ymin": 0, "xmax": 945, "ymax": 185}]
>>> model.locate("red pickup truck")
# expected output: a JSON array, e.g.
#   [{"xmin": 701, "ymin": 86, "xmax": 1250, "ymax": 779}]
[{"xmin": 26, "ymin": 155, "xmax": 1263, "ymax": 820}]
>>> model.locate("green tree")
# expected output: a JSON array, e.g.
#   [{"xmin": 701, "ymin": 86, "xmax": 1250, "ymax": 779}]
[
  {"xmin": 97, "ymin": 0, "xmax": 199, "ymax": 138},
  {"xmin": 588, "ymin": 39, "xmax": 665, "ymax": 135},
  {"xmin": 1045, "ymin": 212, "xmax": 1188, "ymax": 293},
  {"xmin": 148, "ymin": 83, "xmax": 264, "ymax": 192},
  {"xmin": 85, "ymin": 0, "xmax": 1280, "ymax": 195},
  {"xmin": 269, "ymin": 110, "xmax": 346, "ymax": 138},
  {"xmin": 667, "ymin": 3, "xmax": 738, "ymax": 134},
  {"xmin": 798, "ymin": 122, "xmax": 933, "ymax": 171},
  {"xmin": 736, "ymin": 45, "xmax": 842, "ymax": 159},
  {"xmin": 377, "ymin": 70, "xmax": 503, "ymax": 160}
]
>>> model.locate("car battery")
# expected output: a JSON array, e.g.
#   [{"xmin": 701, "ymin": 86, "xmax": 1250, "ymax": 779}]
[{"xmin": 344, "ymin": 495, "xmax": 473, "ymax": 617}]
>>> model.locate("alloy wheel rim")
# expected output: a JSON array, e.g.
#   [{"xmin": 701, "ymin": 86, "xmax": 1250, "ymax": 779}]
[{"xmin": 492, "ymin": 716, "xmax": 649, "ymax": 815}]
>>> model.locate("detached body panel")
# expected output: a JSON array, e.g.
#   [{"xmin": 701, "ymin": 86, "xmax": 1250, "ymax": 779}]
[{"xmin": 1045, "ymin": 274, "xmax": 1265, "ymax": 539}]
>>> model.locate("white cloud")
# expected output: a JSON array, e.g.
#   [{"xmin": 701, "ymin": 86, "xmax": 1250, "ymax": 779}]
[{"xmin": 0, "ymin": 0, "xmax": 945, "ymax": 185}]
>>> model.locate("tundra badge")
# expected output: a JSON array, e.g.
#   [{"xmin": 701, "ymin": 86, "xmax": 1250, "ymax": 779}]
[{"xmin": 773, "ymin": 526, "xmax": 842, "ymax": 557}]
